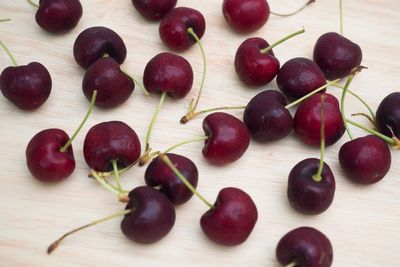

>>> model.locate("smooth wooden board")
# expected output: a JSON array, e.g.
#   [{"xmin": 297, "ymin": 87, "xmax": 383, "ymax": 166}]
[{"xmin": 0, "ymin": 0, "xmax": 399, "ymax": 266}]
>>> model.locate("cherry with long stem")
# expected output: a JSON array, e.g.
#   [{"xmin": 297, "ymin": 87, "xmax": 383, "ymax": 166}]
[
  {"xmin": 260, "ymin": 28, "xmax": 305, "ymax": 54},
  {"xmin": 271, "ymin": 0, "xmax": 315, "ymax": 17},
  {"xmin": 312, "ymin": 95, "xmax": 326, "ymax": 182},
  {"xmin": 0, "ymin": 39, "xmax": 18, "ymax": 66}
]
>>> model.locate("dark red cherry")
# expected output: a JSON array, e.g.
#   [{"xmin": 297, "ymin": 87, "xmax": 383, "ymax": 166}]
[
  {"xmin": 200, "ymin": 187, "xmax": 258, "ymax": 246},
  {"xmin": 83, "ymin": 121, "xmax": 141, "ymax": 172},
  {"xmin": 159, "ymin": 7, "xmax": 206, "ymax": 51},
  {"xmin": 143, "ymin": 52, "xmax": 193, "ymax": 99},
  {"xmin": 35, "ymin": 0, "xmax": 82, "ymax": 33},
  {"xmin": 277, "ymin": 57, "xmax": 326, "ymax": 99},
  {"xmin": 243, "ymin": 90, "xmax": 293, "ymax": 142},
  {"xmin": 26, "ymin": 129, "xmax": 75, "ymax": 182},
  {"xmin": 339, "ymin": 135, "xmax": 391, "ymax": 184},
  {"xmin": 294, "ymin": 93, "xmax": 345, "ymax": 146},
  {"xmin": 0, "ymin": 62, "xmax": 51, "ymax": 110},
  {"xmin": 145, "ymin": 153, "xmax": 198, "ymax": 205},
  {"xmin": 234, "ymin": 38, "xmax": 279, "ymax": 86},
  {"xmin": 131, "ymin": 0, "xmax": 177, "ymax": 21},
  {"xmin": 313, "ymin": 32, "xmax": 362, "ymax": 80},
  {"xmin": 376, "ymin": 92, "xmax": 400, "ymax": 138},
  {"xmin": 288, "ymin": 158, "xmax": 335, "ymax": 215},
  {"xmin": 82, "ymin": 57, "xmax": 134, "ymax": 108},
  {"xmin": 276, "ymin": 227, "xmax": 333, "ymax": 267},
  {"xmin": 202, "ymin": 112, "xmax": 250, "ymax": 165},
  {"xmin": 121, "ymin": 186, "xmax": 175, "ymax": 244},
  {"xmin": 73, "ymin": 27, "xmax": 127, "ymax": 69},
  {"xmin": 222, "ymin": 0, "xmax": 269, "ymax": 33}
]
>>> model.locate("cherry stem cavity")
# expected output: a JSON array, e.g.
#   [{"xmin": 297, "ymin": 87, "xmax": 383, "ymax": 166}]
[
  {"xmin": 112, "ymin": 160, "xmax": 123, "ymax": 192},
  {"xmin": 346, "ymin": 119, "xmax": 398, "ymax": 147},
  {"xmin": 60, "ymin": 90, "xmax": 97, "ymax": 153},
  {"xmin": 260, "ymin": 28, "xmax": 305, "ymax": 54},
  {"xmin": 180, "ymin": 105, "xmax": 246, "ymax": 124},
  {"xmin": 0, "ymin": 19, "xmax": 11, "ymax": 22},
  {"xmin": 47, "ymin": 209, "xmax": 132, "ymax": 255},
  {"xmin": 270, "ymin": 0, "xmax": 315, "ymax": 17},
  {"xmin": 0, "ymin": 39, "xmax": 18, "ymax": 66},
  {"xmin": 160, "ymin": 153, "xmax": 214, "ymax": 209},
  {"xmin": 122, "ymin": 70, "xmax": 149, "ymax": 96},
  {"xmin": 312, "ymin": 95, "xmax": 326, "ymax": 182},
  {"xmin": 26, "ymin": 0, "xmax": 39, "ymax": 8},
  {"xmin": 340, "ymin": 0, "xmax": 344, "ymax": 35}
]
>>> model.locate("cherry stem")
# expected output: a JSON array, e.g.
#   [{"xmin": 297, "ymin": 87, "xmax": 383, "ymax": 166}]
[
  {"xmin": 0, "ymin": 39, "xmax": 18, "ymax": 66},
  {"xmin": 89, "ymin": 164, "xmax": 133, "ymax": 179},
  {"xmin": 60, "ymin": 90, "xmax": 97, "ymax": 153},
  {"xmin": 0, "ymin": 19, "xmax": 11, "ymax": 22},
  {"xmin": 285, "ymin": 262, "xmax": 298, "ymax": 267},
  {"xmin": 271, "ymin": 0, "xmax": 315, "ymax": 17},
  {"xmin": 112, "ymin": 160, "xmax": 123, "ymax": 192},
  {"xmin": 47, "ymin": 209, "xmax": 132, "ymax": 254},
  {"xmin": 180, "ymin": 105, "xmax": 246, "ymax": 124},
  {"xmin": 90, "ymin": 170, "xmax": 129, "ymax": 202},
  {"xmin": 285, "ymin": 79, "xmax": 340, "ymax": 109},
  {"xmin": 351, "ymin": 113, "xmax": 376, "ymax": 127},
  {"xmin": 312, "ymin": 95, "xmax": 326, "ymax": 182},
  {"xmin": 346, "ymin": 119, "xmax": 397, "ymax": 146},
  {"xmin": 26, "ymin": 0, "xmax": 39, "ymax": 8},
  {"xmin": 122, "ymin": 70, "xmax": 149, "ymax": 96},
  {"xmin": 260, "ymin": 28, "xmax": 305, "ymax": 54},
  {"xmin": 340, "ymin": 75, "xmax": 355, "ymax": 140},
  {"xmin": 340, "ymin": 0, "xmax": 344, "ymax": 35},
  {"xmin": 160, "ymin": 153, "xmax": 214, "ymax": 209},
  {"xmin": 184, "ymin": 27, "xmax": 207, "ymax": 118},
  {"xmin": 163, "ymin": 136, "xmax": 209, "ymax": 153}
]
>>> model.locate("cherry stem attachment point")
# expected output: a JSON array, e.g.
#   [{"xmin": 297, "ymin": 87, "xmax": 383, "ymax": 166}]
[
  {"xmin": 160, "ymin": 153, "xmax": 214, "ymax": 209},
  {"xmin": 0, "ymin": 19, "xmax": 11, "ymax": 22},
  {"xmin": 27, "ymin": 0, "xmax": 39, "ymax": 8},
  {"xmin": 346, "ymin": 119, "xmax": 397, "ymax": 147},
  {"xmin": 122, "ymin": 70, "xmax": 149, "ymax": 96},
  {"xmin": 285, "ymin": 79, "xmax": 340, "ymax": 109},
  {"xmin": 260, "ymin": 28, "xmax": 305, "ymax": 54},
  {"xmin": 60, "ymin": 90, "xmax": 97, "ymax": 153},
  {"xmin": 47, "ymin": 209, "xmax": 132, "ymax": 254},
  {"xmin": 180, "ymin": 105, "xmax": 246, "ymax": 124},
  {"xmin": 112, "ymin": 160, "xmax": 123, "ymax": 192},
  {"xmin": 271, "ymin": 0, "xmax": 315, "ymax": 17},
  {"xmin": 340, "ymin": 0, "xmax": 344, "ymax": 35},
  {"xmin": 313, "ymin": 95, "xmax": 326, "ymax": 182},
  {"xmin": 0, "ymin": 39, "xmax": 18, "ymax": 66}
]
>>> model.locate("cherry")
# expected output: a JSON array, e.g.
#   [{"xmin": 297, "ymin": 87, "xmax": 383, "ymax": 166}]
[
  {"xmin": 243, "ymin": 90, "xmax": 293, "ymax": 142},
  {"xmin": 73, "ymin": 26, "xmax": 127, "ymax": 69},
  {"xmin": 277, "ymin": 57, "xmax": 326, "ymax": 99},
  {"xmin": 222, "ymin": 0, "xmax": 269, "ymax": 33},
  {"xmin": 145, "ymin": 153, "xmax": 198, "ymax": 205},
  {"xmin": 82, "ymin": 57, "xmax": 134, "ymax": 108},
  {"xmin": 276, "ymin": 227, "xmax": 333, "ymax": 267},
  {"xmin": 376, "ymin": 92, "xmax": 400, "ymax": 139},
  {"xmin": 202, "ymin": 112, "xmax": 250, "ymax": 165},
  {"xmin": 159, "ymin": 7, "xmax": 205, "ymax": 51},
  {"xmin": 33, "ymin": 0, "xmax": 83, "ymax": 34},
  {"xmin": 121, "ymin": 186, "xmax": 176, "ymax": 244},
  {"xmin": 83, "ymin": 121, "xmax": 141, "ymax": 172},
  {"xmin": 131, "ymin": 0, "xmax": 177, "ymax": 21}
]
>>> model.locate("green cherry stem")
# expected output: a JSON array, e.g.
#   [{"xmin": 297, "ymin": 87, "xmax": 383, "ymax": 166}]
[
  {"xmin": 346, "ymin": 119, "xmax": 397, "ymax": 147},
  {"xmin": 285, "ymin": 79, "xmax": 341, "ymax": 109},
  {"xmin": 27, "ymin": 0, "xmax": 39, "ymax": 8},
  {"xmin": 47, "ymin": 209, "xmax": 132, "ymax": 254},
  {"xmin": 163, "ymin": 136, "xmax": 208, "ymax": 153},
  {"xmin": 351, "ymin": 113, "xmax": 376, "ymax": 127},
  {"xmin": 91, "ymin": 170, "xmax": 121, "ymax": 195},
  {"xmin": 271, "ymin": 0, "xmax": 315, "ymax": 17},
  {"xmin": 112, "ymin": 160, "xmax": 123, "ymax": 192},
  {"xmin": 0, "ymin": 19, "xmax": 11, "ymax": 22},
  {"xmin": 260, "ymin": 28, "xmax": 305, "ymax": 54},
  {"xmin": 0, "ymin": 39, "xmax": 18, "ymax": 66},
  {"xmin": 312, "ymin": 95, "xmax": 326, "ymax": 182},
  {"xmin": 285, "ymin": 262, "xmax": 298, "ymax": 267},
  {"xmin": 60, "ymin": 90, "xmax": 97, "ymax": 153},
  {"xmin": 340, "ymin": 75, "xmax": 355, "ymax": 140},
  {"xmin": 160, "ymin": 153, "xmax": 214, "ymax": 209},
  {"xmin": 122, "ymin": 70, "xmax": 149, "ymax": 96},
  {"xmin": 180, "ymin": 105, "xmax": 246, "ymax": 124},
  {"xmin": 340, "ymin": 0, "xmax": 344, "ymax": 35},
  {"xmin": 89, "ymin": 164, "xmax": 133, "ymax": 179}
]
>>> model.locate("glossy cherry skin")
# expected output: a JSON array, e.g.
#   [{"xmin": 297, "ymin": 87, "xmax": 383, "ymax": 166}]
[
  {"xmin": 121, "ymin": 186, "xmax": 175, "ymax": 244},
  {"xmin": 143, "ymin": 52, "xmax": 193, "ymax": 99},
  {"xmin": 73, "ymin": 27, "xmax": 127, "ymax": 69},
  {"xmin": 376, "ymin": 92, "xmax": 400, "ymax": 138},
  {"xmin": 339, "ymin": 135, "xmax": 391, "ymax": 184},
  {"xmin": 0, "ymin": 62, "xmax": 51, "ymax": 110},
  {"xmin": 82, "ymin": 57, "xmax": 134, "ymax": 108},
  {"xmin": 276, "ymin": 227, "xmax": 333, "ymax": 267},
  {"xmin": 26, "ymin": 129, "xmax": 75, "ymax": 182},
  {"xmin": 222, "ymin": 0, "xmax": 269, "ymax": 33},
  {"xmin": 313, "ymin": 32, "xmax": 362, "ymax": 80},
  {"xmin": 35, "ymin": 0, "xmax": 82, "ymax": 34},
  {"xmin": 294, "ymin": 93, "xmax": 345, "ymax": 146},
  {"xmin": 288, "ymin": 158, "xmax": 335, "ymax": 215},
  {"xmin": 83, "ymin": 121, "xmax": 141, "ymax": 172},
  {"xmin": 234, "ymin": 38, "xmax": 279, "ymax": 86},
  {"xmin": 202, "ymin": 112, "xmax": 250, "ymax": 165},
  {"xmin": 159, "ymin": 7, "xmax": 206, "ymax": 51},
  {"xmin": 200, "ymin": 187, "xmax": 258, "ymax": 246},
  {"xmin": 277, "ymin": 57, "xmax": 327, "ymax": 100},
  {"xmin": 145, "ymin": 153, "xmax": 198, "ymax": 205},
  {"xmin": 131, "ymin": 0, "xmax": 177, "ymax": 21},
  {"xmin": 243, "ymin": 90, "xmax": 293, "ymax": 142}
]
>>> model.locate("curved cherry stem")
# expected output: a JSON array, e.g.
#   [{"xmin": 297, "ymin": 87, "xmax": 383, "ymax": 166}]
[
  {"xmin": 346, "ymin": 119, "xmax": 397, "ymax": 147},
  {"xmin": 271, "ymin": 0, "xmax": 315, "ymax": 17},
  {"xmin": 184, "ymin": 27, "xmax": 207, "ymax": 119},
  {"xmin": 0, "ymin": 19, "xmax": 11, "ymax": 23},
  {"xmin": 160, "ymin": 153, "xmax": 214, "ymax": 209},
  {"xmin": 47, "ymin": 209, "xmax": 132, "ymax": 254},
  {"xmin": 285, "ymin": 79, "xmax": 340, "ymax": 109},
  {"xmin": 351, "ymin": 113, "xmax": 376, "ymax": 127},
  {"xmin": 90, "ymin": 170, "xmax": 129, "ymax": 202},
  {"xmin": 312, "ymin": 95, "xmax": 326, "ymax": 182},
  {"xmin": 339, "ymin": 0, "xmax": 344, "ymax": 35},
  {"xmin": 163, "ymin": 136, "xmax": 208, "ymax": 153},
  {"xmin": 122, "ymin": 70, "xmax": 149, "ymax": 96},
  {"xmin": 0, "ymin": 40, "xmax": 18, "ymax": 66},
  {"xmin": 112, "ymin": 160, "xmax": 123, "ymax": 192},
  {"xmin": 340, "ymin": 75, "xmax": 355, "ymax": 140},
  {"xmin": 89, "ymin": 164, "xmax": 133, "ymax": 179},
  {"xmin": 260, "ymin": 28, "xmax": 305, "ymax": 54},
  {"xmin": 27, "ymin": 0, "xmax": 39, "ymax": 8},
  {"xmin": 60, "ymin": 90, "xmax": 97, "ymax": 153},
  {"xmin": 181, "ymin": 105, "xmax": 246, "ymax": 124}
]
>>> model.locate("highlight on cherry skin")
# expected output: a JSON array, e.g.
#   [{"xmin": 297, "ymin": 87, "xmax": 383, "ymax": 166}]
[{"xmin": 131, "ymin": 0, "xmax": 177, "ymax": 21}]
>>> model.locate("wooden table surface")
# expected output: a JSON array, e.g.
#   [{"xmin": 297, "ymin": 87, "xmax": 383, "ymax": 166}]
[{"xmin": 1, "ymin": 0, "xmax": 399, "ymax": 266}]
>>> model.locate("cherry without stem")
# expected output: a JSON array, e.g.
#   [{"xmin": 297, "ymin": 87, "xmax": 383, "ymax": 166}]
[{"xmin": 131, "ymin": 0, "xmax": 177, "ymax": 21}]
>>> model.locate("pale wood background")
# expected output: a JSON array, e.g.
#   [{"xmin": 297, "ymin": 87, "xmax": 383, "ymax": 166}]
[{"xmin": 0, "ymin": 0, "xmax": 399, "ymax": 266}]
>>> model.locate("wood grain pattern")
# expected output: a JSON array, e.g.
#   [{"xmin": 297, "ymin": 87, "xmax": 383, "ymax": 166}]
[{"xmin": 0, "ymin": 0, "xmax": 399, "ymax": 266}]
